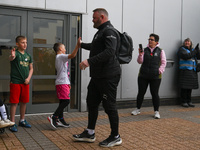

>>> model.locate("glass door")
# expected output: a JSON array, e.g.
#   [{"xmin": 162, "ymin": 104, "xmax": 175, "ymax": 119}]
[
  {"xmin": 0, "ymin": 8, "xmax": 27, "ymax": 104},
  {"xmin": 0, "ymin": 8, "xmax": 81, "ymax": 114},
  {"xmin": 27, "ymin": 12, "xmax": 81, "ymax": 113}
]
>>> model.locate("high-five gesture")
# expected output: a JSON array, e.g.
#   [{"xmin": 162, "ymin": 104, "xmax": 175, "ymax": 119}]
[{"xmin": 9, "ymin": 48, "xmax": 16, "ymax": 61}]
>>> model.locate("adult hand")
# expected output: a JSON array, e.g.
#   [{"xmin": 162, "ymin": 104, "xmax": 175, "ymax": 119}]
[
  {"xmin": 138, "ymin": 48, "xmax": 144, "ymax": 55},
  {"xmin": 79, "ymin": 59, "xmax": 89, "ymax": 70}
]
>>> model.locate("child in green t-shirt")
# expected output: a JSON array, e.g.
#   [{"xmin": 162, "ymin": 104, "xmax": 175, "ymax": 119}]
[{"xmin": 9, "ymin": 36, "xmax": 33, "ymax": 132}]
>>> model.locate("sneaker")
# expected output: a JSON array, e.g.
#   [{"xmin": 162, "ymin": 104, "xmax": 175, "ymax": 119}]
[
  {"xmin": 57, "ymin": 118, "xmax": 70, "ymax": 128},
  {"xmin": 154, "ymin": 111, "xmax": 160, "ymax": 119},
  {"xmin": 0, "ymin": 120, "xmax": 10, "ymax": 128},
  {"xmin": 182, "ymin": 103, "xmax": 189, "ymax": 107},
  {"xmin": 188, "ymin": 102, "xmax": 195, "ymax": 107},
  {"xmin": 99, "ymin": 135, "xmax": 122, "ymax": 147},
  {"xmin": 4, "ymin": 119, "xmax": 15, "ymax": 126},
  {"xmin": 9, "ymin": 124, "xmax": 18, "ymax": 132},
  {"xmin": 47, "ymin": 115, "xmax": 58, "ymax": 129},
  {"xmin": 18, "ymin": 120, "xmax": 31, "ymax": 128},
  {"xmin": 131, "ymin": 108, "xmax": 140, "ymax": 115},
  {"xmin": 73, "ymin": 129, "xmax": 96, "ymax": 142}
]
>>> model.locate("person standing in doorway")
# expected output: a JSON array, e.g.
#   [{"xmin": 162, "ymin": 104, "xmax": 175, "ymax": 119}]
[
  {"xmin": 177, "ymin": 38, "xmax": 200, "ymax": 107},
  {"xmin": 73, "ymin": 8, "xmax": 122, "ymax": 147},
  {"xmin": 131, "ymin": 33, "xmax": 166, "ymax": 119},
  {"xmin": 9, "ymin": 36, "xmax": 33, "ymax": 132},
  {"xmin": 47, "ymin": 38, "xmax": 81, "ymax": 129}
]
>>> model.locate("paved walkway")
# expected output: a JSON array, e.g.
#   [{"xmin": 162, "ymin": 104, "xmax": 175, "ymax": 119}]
[{"xmin": 1, "ymin": 103, "xmax": 200, "ymax": 150}]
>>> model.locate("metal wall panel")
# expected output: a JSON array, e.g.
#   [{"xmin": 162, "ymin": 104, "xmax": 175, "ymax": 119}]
[
  {"xmin": 80, "ymin": 0, "xmax": 123, "ymax": 110},
  {"xmin": 121, "ymin": 0, "xmax": 154, "ymax": 99},
  {"xmin": 0, "ymin": 0, "xmax": 45, "ymax": 9},
  {"xmin": 46, "ymin": 0, "xmax": 87, "ymax": 13},
  {"xmin": 182, "ymin": 0, "xmax": 200, "ymax": 96},
  {"xmin": 154, "ymin": 0, "xmax": 182, "ymax": 98}
]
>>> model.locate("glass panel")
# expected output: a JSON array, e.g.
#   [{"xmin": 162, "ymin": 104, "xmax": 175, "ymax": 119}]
[
  {"xmin": 33, "ymin": 18, "xmax": 63, "ymax": 44},
  {"xmin": 0, "ymin": 46, "xmax": 13, "ymax": 75},
  {"xmin": 0, "ymin": 80, "xmax": 10, "ymax": 104},
  {"xmin": 33, "ymin": 47, "xmax": 56, "ymax": 75},
  {"xmin": 0, "ymin": 15, "xmax": 20, "ymax": 45},
  {"xmin": 32, "ymin": 79, "xmax": 57, "ymax": 104}
]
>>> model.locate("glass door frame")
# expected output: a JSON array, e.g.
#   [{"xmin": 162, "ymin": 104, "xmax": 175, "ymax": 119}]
[
  {"xmin": 0, "ymin": 8, "xmax": 27, "ymax": 114},
  {"xmin": 0, "ymin": 8, "xmax": 82, "ymax": 114}
]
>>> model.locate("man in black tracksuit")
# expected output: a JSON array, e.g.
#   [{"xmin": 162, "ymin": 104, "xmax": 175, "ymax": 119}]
[{"xmin": 73, "ymin": 8, "xmax": 122, "ymax": 147}]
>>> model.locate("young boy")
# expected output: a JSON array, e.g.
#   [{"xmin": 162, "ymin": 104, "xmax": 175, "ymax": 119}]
[
  {"xmin": 47, "ymin": 37, "xmax": 81, "ymax": 129},
  {"xmin": 9, "ymin": 36, "xmax": 33, "ymax": 132},
  {"xmin": 0, "ymin": 98, "xmax": 15, "ymax": 128}
]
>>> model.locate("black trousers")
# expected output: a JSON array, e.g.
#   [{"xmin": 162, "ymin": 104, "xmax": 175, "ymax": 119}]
[
  {"xmin": 86, "ymin": 75, "xmax": 120, "ymax": 136},
  {"xmin": 136, "ymin": 77, "xmax": 161, "ymax": 111},
  {"xmin": 54, "ymin": 99, "xmax": 70, "ymax": 118},
  {"xmin": 180, "ymin": 88, "xmax": 192, "ymax": 103}
]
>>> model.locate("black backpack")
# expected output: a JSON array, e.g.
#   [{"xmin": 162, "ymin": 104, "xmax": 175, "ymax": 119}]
[{"xmin": 103, "ymin": 27, "xmax": 134, "ymax": 64}]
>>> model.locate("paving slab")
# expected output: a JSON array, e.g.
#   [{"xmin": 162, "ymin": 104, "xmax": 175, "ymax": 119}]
[{"xmin": 1, "ymin": 103, "xmax": 200, "ymax": 149}]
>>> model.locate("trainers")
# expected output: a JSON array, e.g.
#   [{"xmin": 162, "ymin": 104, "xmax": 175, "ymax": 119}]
[
  {"xmin": 182, "ymin": 103, "xmax": 189, "ymax": 107},
  {"xmin": 19, "ymin": 120, "xmax": 31, "ymax": 128},
  {"xmin": 9, "ymin": 124, "xmax": 18, "ymax": 132},
  {"xmin": 4, "ymin": 119, "xmax": 15, "ymax": 126},
  {"xmin": 57, "ymin": 118, "xmax": 70, "ymax": 128},
  {"xmin": 0, "ymin": 120, "xmax": 10, "ymax": 128},
  {"xmin": 188, "ymin": 102, "xmax": 195, "ymax": 107},
  {"xmin": 99, "ymin": 135, "xmax": 122, "ymax": 147},
  {"xmin": 154, "ymin": 111, "xmax": 160, "ymax": 119},
  {"xmin": 47, "ymin": 115, "xmax": 58, "ymax": 129},
  {"xmin": 131, "ymin": 108, "xmax": 140, "ymax": 115},
  {"xmin": 73, "ymin": 129, "xmax": 96, "ymax": 142}
]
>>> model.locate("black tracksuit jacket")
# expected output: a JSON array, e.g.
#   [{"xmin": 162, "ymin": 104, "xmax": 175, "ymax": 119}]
[{"xmin": 81, "ymin": 21, "xmax": 121, "ymax": 78}]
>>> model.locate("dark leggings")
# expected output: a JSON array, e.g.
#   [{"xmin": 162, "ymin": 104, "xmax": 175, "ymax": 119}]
[
  {"xmin": 54, "ymin": 99, "xmax": 70, "ymax": 118},
  {"xmin": 136, "ymin": 77, "xmax": 161, "ymax": 111},
  {"xmin": 180, "ymin": 88, "xmax": 192, "ymax": 103}
]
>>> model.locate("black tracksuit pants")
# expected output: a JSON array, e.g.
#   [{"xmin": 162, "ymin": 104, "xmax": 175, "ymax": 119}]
[{"xmin": 86, "ymin": 75, "xmax": 120, "ymax": 136}]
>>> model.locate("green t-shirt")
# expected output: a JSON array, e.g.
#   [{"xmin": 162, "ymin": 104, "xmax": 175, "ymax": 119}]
[{"xmin": 10, "ymin": 50, "xmax": 33, "ymax": 84}]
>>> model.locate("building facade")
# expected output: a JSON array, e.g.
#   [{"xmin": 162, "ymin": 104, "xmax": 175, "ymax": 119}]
[{"xmin": 0, "ymin": 0, "xmax": 200, "ymax": 113}]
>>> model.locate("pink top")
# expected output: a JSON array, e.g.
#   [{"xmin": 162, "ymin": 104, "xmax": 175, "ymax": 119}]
[{"xmin": 137, "ymin": 44, "xmax": 167, "ymax": 74}]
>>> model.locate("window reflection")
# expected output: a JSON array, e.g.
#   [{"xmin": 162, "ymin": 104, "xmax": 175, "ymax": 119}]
[
  {"xmin": 32, "ymin": 79, "xmax": 57, "ymax": 104},
  {"xmin": 33, "ymin": 18, "xmax": 63, "ymax": 44},
  {"xmin": 0, "ymin": 15, "xmax": 20, "ymax": 45},
  {"xmin": 33, "ymin": 47, "xmax": 56, "ymax": 75},
  {"xmin": 0, "ymin": 80, "xmax": 10, "ymax": 104}
]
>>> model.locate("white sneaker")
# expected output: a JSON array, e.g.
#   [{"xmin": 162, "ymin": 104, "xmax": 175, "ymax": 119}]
[
  {"xmin": 131, "ymin": 109, "xmax": 140, "ymax": 115},
  {"xmin": 0, "ymin": 120, "xmax": 10, "ymax": 128},
  {"xmin": 3, "ymin": 119, "xmax": 15, "ymax": 126},
  {"xmin": 154, "ymin": 111, "xmax": 160, "ymax": 119}
]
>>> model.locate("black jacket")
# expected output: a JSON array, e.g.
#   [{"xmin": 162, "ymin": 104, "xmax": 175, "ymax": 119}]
[{"xmin": 81, "ymin": 21, "xmax": 121, "ymax": 78}]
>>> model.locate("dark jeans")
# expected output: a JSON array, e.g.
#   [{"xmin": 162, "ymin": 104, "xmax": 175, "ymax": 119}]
[
  {"xmin": 136, "ymin": 77, "xmax": 161, "ymax": 111},
  {"xmin": 180, "ymin": 88, "xmax": 192, "ymax": 103},
  {"xmin": 54, "ymin": 99, "xmax": 70, "ymax": 118},
  {"xmin": 86, "ymin": 75, "xmax": 120, "ymax": 136}
]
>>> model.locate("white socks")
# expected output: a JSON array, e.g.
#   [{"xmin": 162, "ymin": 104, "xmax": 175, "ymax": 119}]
[{"xmin": 87, "ymin": 128, "xmax": 95, "ymax": 135}]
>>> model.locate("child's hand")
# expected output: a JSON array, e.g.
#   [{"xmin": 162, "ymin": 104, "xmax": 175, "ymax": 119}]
[
  {"xmin": 77, "ymin": 37, "xmax": 82, "ymax": 48},
  {"xmin": 9, "ymin": 48, "xmax": 16, "ymax": 61},
  {"xmin": 24, "ymin": 78, "xmax": 30, "ymax": 85},
  {"xmin": 11, "ymin": 48, "xmax": 15, "ymax": 56}
]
